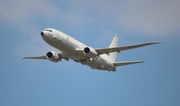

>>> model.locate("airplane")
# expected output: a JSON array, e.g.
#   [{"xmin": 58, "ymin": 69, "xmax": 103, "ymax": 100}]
[{"xmin": 23, "ymin": 28, "xmax": 161, "ymax": 72}]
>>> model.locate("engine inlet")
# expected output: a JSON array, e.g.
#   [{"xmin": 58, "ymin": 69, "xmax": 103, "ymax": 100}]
[
  {"xmin": 46, "ymin": 52, "xmax": 53, "ymax": 58},
  {"xmin": 84, "ymin": 47, "xmax": 90, "ymax": 53}
]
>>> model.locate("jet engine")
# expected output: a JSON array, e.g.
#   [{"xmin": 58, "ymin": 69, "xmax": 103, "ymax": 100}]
[
  {"xmin": 46, "ymin": 51, "xmax": 61, "ymax": 62},
  {"xmin": 83, "ymin": 47, "xmax": 98, "ymax": 58}
]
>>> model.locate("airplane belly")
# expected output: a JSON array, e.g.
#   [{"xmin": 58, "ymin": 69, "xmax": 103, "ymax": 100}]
[
  {"xmin": 84, "ymin": 58, "xmax": 105, "ymax": 70},
  {"xmin": 84, "ymin": 59, "xmax": 99, "ymax": 69},
  {"xmin": 54, "ymin": 39, "xmax": 84, "ymax": 57},
  {"xmin": 84, "ymin": 57, "xmax": 115, "ymax": 71},
  {"xmin": 57, "ymin": 43, "xmax": 76, "ymax": 55}
]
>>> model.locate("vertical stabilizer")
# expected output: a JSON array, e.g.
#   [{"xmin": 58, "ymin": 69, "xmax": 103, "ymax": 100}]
[{"xmin": 108, "ymin": 34, "xmax": 119, "ymax": 62}]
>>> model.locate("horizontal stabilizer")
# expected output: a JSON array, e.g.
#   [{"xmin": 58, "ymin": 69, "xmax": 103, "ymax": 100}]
[{"xmin": 113, "ymin": 60, "xmax": 144, "ymax": 67}]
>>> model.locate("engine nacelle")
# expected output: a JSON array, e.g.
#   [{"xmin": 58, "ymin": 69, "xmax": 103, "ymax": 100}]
[
  {"xmin": 46, "ymin": 51, "xmax": 61, "ymax": 63},
  {"xmin": 83, "ymin": 47, "xmax": 98, "ymax": 58}
]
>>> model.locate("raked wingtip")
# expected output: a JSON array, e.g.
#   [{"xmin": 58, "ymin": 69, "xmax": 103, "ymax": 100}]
[{"xmin": 150, "ymin": 41, "xmax": 163, "ymax": 44}]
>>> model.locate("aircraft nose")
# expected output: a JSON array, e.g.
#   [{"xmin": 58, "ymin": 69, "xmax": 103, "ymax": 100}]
[{"xmin": 41, "ymin": 32, "xmax": 44, "ymax": 36}]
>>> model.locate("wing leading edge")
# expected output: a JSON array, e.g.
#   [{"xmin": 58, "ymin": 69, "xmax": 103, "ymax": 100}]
[{"xmin": 95, "ymin": 42, "xmax": 161, "ymax": 55}]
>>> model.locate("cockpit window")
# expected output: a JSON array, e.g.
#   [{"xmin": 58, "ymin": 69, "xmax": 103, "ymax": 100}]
[{"xmin": 45, "ymin": 29, "xmax": 53, "ymax": 32}]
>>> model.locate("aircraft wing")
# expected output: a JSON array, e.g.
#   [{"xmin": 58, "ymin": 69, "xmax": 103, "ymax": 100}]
[
  {"xmin": 23, "ymin": 52, "xmax": 70, "ymax": 61},
  {"xmin": 23, "ymin": 56, "xmax": 47, "ymax": 59},
  {"xmin": 113, "ymin": 60, "xmax": 145, "ymax": 67},
  {"xmin": 95, "ymin": 42, "xmax": 161, "ymax": 55}
]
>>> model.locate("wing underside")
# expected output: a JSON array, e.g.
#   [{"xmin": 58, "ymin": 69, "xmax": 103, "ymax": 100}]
[
  {"xmin": 23, "ymin": 56, "xmax": 47, "ymax": 60},
  {"xmin": 113, "ymin": 60, "xmax": 145, "ymax": 67},
  {"xmin": 95, "ymin": 42, "xmax": 161, "ymax": 55}
]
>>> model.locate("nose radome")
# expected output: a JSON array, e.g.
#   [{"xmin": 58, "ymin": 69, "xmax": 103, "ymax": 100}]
[{"xmin": 41, "ymin": 32, "xmax": 44, "ymax": 36}]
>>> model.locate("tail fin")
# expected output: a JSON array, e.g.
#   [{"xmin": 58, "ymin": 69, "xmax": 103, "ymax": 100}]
[{"xmin": 108, "ymin": 34, "xmax": 119, "ymax": 62}]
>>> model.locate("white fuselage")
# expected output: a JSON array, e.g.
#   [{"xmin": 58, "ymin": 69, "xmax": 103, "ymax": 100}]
[{"xmin": 41, "ymin": 28, "xmax": 116, "ymax": 71}]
